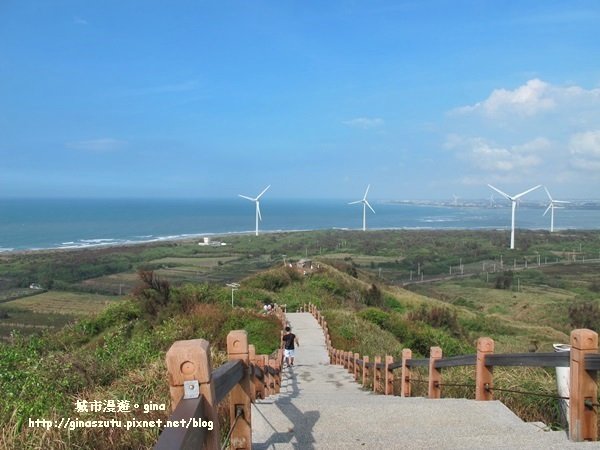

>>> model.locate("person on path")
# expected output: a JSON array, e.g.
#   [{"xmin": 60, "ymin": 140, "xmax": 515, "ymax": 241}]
[{"xmin": 282, "ymin": 326, "xmax": 299, "ymax": 367}]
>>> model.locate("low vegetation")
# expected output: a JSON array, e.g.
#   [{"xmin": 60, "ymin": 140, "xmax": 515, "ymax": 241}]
[{"xmin": 1, "ymin": 229, "xmax": 599, "ymax": 446}]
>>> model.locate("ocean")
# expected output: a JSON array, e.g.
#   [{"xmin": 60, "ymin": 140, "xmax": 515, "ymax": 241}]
[{"xmin": 0, "ymin": 198, "xmax": 599, "ymax": 251}]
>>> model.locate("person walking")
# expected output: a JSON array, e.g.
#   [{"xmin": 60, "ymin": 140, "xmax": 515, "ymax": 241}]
[{"xmin": 282, "ymin": 326, "xmax": 299, "ymax": 367}]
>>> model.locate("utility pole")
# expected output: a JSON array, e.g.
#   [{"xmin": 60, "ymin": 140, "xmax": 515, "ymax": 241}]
[
  {"xmin": 417, "ymin": 263, "xmax": 421, "ymax": 276},
  {"xmin": 410, "ymin": 270, "xmax": 413, "ymax": 281}
]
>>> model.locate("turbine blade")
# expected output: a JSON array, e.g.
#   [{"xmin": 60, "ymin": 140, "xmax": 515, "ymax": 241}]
[
  {"xmin": 363, "ymin": 184, "xmax": 371, "ymax": 200},
  {"xmin": 239, "ymin": 194, "xmax": 255, "ymax": 201},
  {"xmin": 256, "ymin": 202, "xmax": 262, "ymax": 221},
  {"xmin": 543, "ymin": 204, "xmax": 551, "ymax": 216},
  {"xmin": 487, "ymin": 184, "xmax": 511, "ymax": 201},
  {"xmin": 544, "ymin": 186, "xmax": 553, "ymax": 201},
  {"xmin": 514, "ymin": 184, "xmax": 542, "ymax": 199},
  {"xmin": 365, "ymin": 200, "xmax": 375, "ymax": 214},
  {"xmin": 348, "ymin": 200, "xmax": 362, "ymax": 205},
  {"xmin": 256, "ymin": 184, "xmax": 271, "ymax": 200},
  {"xmin": 554, "ymin": 200, "xmax": 570, "ymax": 204}
]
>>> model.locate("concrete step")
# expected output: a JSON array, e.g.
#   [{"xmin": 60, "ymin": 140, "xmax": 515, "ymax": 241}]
[{"xmin": 252, "ymin": 313, "xmax": 593, "ymax": 449}]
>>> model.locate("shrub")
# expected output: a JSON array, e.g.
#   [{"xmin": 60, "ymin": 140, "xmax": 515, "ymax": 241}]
[
  {"xmin": 358, "ymin": 308, "xmax": 390, "ymax": 327},
  {"xmin": 568, "ymin": 301, "xmax": 600, "ymax": 331},
  {"xmin": 408, "ymin": 304, "xmax": 464, "ymax": 338},
  {"xmin": 495, "ymin": 271, "xmax": 514, "ymax": 289}
]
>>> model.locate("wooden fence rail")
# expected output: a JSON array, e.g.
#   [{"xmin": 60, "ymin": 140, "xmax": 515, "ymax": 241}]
[
  {"xmin": 304, "ymin": 302, "xmax": 599, "ymax": 442},
  {"xmin": 154, "ymin": 306, "xmax": 286, "ymax": 450}
]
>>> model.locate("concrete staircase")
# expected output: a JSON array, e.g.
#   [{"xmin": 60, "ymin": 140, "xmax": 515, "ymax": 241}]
[{"xmin": 251, "ymin": 313, "xmax": 593, "ymax": 449}]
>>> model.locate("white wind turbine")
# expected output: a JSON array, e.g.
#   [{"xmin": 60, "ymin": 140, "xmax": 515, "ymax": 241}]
[
  {"xmin": 487, "ymin": 184, "xmax": 542, "ymax": 249},
  {"xmin": 238, "ymin": 185, "xmax": 270, "ymax": 236},
  {"xmin": 349, "ymin": 184, "xmax": 375, "ymax": 231},
  {"xmin": 543, "ymin": 187, "xmax": 569, "ymax": 233}
]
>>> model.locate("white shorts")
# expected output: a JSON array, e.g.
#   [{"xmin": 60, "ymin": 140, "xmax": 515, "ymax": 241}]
[{"xmin": 284, "ymin": 349, "xmax": 295, "ymax": 358}]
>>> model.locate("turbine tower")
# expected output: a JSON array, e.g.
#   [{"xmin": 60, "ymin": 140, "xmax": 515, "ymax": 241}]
[
  {"xmin": 239, "ymin": 185, "xmax": 270, "ymax": 236},
  {"xmin": 543, "ymin": 187, "xmax": 569, "ymax": 233},
  {"xmin": 487, "ymin": 184, "xmax": 542, "ymax": 249},
  {"xmin": 349, "ymin": 184, "xmax": 375, "ymax": 231}
]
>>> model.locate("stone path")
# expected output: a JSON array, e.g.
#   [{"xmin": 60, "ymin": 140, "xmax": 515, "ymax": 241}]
[{"xmin": 251, "ymin": 313, "xmax": 593, "ymax": 449}]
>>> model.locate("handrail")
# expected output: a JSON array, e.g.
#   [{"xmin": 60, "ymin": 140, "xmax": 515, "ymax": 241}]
[
  {"xmin": 486, "ymin": 352, "xmax": 569, "ymax": 368},
  {"xmin": 305, "ymin": 301, "xmax": 600, "ymax": 443},
  {"xmin": 585, "ymin": 353, "xmax": 600, "ymax": 370},
  {"xmin": 405, "ymin": 358, "xmax": 429, "ymax": 368},
  {"xmin": 155, "ymin": 305, "xmax": 286, "ymax": 450},
  {"xmin": 434, "ymin": 354, "xmax": 476, "ymax": 369},
  {"xmin": 154, "ymin": 396, "xmax": 208, "ymax": 450},
  {"xmin": 213, "ymin": 360, "xmax": 244, "ymax": 404}
]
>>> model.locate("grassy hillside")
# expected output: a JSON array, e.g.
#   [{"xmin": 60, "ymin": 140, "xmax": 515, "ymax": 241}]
[
  {"xmin": 1, "ymin": 229, "xmax": 599, "ymax": 444},
  {"xmin": 0, "ymin": 274, "xmax": 281, "ymax": 449}
]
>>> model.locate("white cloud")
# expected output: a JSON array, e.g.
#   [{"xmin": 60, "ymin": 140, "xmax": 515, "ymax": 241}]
[
  {"xmin": 454, "ymin": 79, "xmax": 554, "ymax": 117},
  {"xmin": 569, "ymin": 130, "xmax": 600, "ymax": 172},
  {"xmin": 343, "ymin": 117, "xmax": 384, "ymax": 129},
  {"xmin": 453, "ymin": 79, "xmax": 600, "ymax": 119},
  {"xmin": 66, "ymin": 138, "xmax": 127, "ymax": 152},
  {"xmin": 446, "ymin": 135, "xmax": 547, "ymax": 173},
  {"xmin": 74, "ymin": 17, "xmax": 88, "ymax": 25},
  {"xmin": 445, "ymin": 79, "xmax": 600, "ymax": 193}
]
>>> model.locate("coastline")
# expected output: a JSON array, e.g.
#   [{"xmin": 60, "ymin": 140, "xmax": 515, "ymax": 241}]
[{"xmin": 3, "ymin": 225, "xmax": 600, "ymax": 258}]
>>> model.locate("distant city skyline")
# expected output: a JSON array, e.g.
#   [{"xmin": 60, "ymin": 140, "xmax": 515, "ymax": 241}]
[{"xmin": 1, "ymin": 1, "xmax": 600, "ymax": 199}]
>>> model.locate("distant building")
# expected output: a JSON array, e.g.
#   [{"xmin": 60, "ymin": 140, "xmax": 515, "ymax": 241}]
[
  {"xmin": 29, "ymin": 283, "xmax": 43, "ymax": 290},
  {"xmin": 198, "ymin": 237, "xmax": 227, "ymax": 246}
]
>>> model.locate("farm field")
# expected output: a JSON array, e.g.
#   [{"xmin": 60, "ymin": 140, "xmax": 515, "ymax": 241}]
[
  {"xmin": 405, "ymin": 261, "xmax": 600, "ymax": 351},
  {"xmin": 2, "ymin": 291, "xmax": 120, "ymax": 316},
  {"xmin": 0, "ymin": 291, "xmax": 122, "ymax": 339}
]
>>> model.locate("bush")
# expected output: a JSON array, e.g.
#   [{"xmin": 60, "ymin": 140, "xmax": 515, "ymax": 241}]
[
  {"xmin": 495, "ymin": 271, "xmax": 514, "ymax": 289},
  {"xmin": 408, "ymin": 304, "xmax": 464, "ymax": 338},
  {"xmin": 358, "ymin": 308, "xmax": 389, "ymax": 327},
  {"xmin": 568, "ymin": 301, "xmax": 600, "ymax": 331}
]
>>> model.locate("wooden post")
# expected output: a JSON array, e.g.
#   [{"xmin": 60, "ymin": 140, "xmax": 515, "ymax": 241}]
[
  {"xmin": 569, "ymin": 329, "xmax": 598, "ymax": 442},
  {"xmin": 269, "ymin": 358, "xmax": 280, "ymax": 394},
  {"xmin": 428, "ymin": 346, "xmax": 442, "ymax": 399},
  {"xmin": 362, "ymin": 356, "xmax": 369, "ymax": 387},
  {"xmin": 354, "ymin": 353, "xmax": 360, "ymax": 381},
  {"xmin": 385, "ymin": 355, "xmax": 394, "ymax": 395},
  {"xmin": 165, "ymin": 339, "xmax": 220, "ymax": 449},
  {"xmin": 227, "ymin": 330, "xmax": 251, "ymax": 450},
  {"xmin": 248, "ymin": 344, "xmax": 257, "ymax": 401},
  {"xmin": 401, "ymin": 349, "xmax": 412, "ymax": 397},
  {"xmin": 255, "ymin": 355, "xmax": 265, "ymax": 400},
  {"xmin": 475, "ymin": 337, "xmax": 494, "ymax": 401},
  {"xmin": 263, "ymin": 355, "xmax": 271, "ymax": 397},
  {"xmin": 373, "ymin": 356, "xmax": 382, "ymax": 393}
]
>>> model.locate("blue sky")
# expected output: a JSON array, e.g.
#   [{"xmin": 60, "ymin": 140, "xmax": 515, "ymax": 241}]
[{"xmin": 2, "ymin": 1, "xmax": 600, "ymax": 200}]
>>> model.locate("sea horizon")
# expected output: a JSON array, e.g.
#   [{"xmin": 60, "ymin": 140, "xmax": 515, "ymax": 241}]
[{"xmin": 1, "ymin": 197, "xmax": 599, "ymax": 252}]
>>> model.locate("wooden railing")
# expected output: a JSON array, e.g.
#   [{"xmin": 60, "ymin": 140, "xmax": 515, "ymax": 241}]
[
  {"xmin": 302, "ymin": 302, "xmax": 599, "ymax": 442},
  {"xmin": 154, "ymin": 307, "xmax": 287, "ymax": 450}
]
